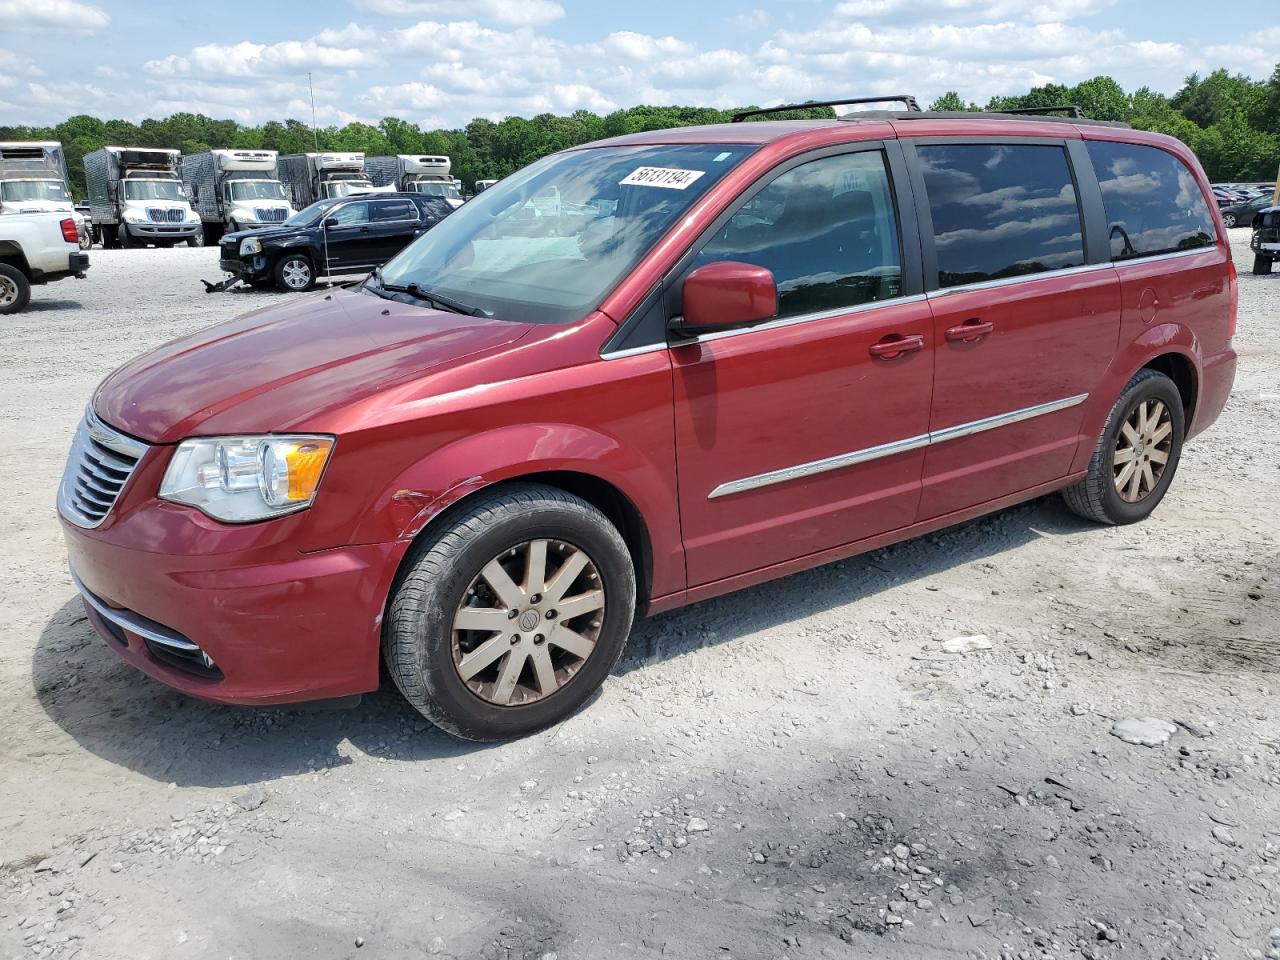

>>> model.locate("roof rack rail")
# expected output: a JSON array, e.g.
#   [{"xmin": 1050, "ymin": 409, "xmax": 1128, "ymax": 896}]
[
  {"xmin": 731, "ymin": 95, "xmax": 921, "ymax": 123},
  {"xmin": 1000, "ymin": 104, "xmax": 1086, "ymax": 118}
]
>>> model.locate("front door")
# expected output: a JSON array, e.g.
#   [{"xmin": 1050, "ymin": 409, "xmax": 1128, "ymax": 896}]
[
  {"xmin": 907, "ymin": 140, "xmax": 1122, "ymax": 519},
  {"xmin": 671, "ymin": 146, "xmax": 934, "ymax": 587},
  {"xmin": 320, "ymin": 199, "xmax": 375, "ymax": 272}
]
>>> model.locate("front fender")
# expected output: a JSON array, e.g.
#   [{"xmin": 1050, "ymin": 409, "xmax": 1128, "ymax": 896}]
[
  {"xmin": 343, "ymin": 421, "xmax": 684, "ymax": 601},
  {"xmin": 1069, "ymin": 321, "xmax": 1199, "ymax": 473}
]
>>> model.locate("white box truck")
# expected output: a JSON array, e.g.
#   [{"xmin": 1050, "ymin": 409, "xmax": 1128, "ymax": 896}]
[
  {"xmin": 366, "ymin": 155, "xmax": 464, "ymax": 208},
  {"xmin": 182, "ymin": 149, "xmax": 296, "ymax": 241},
  {"xmin": 278, "ymin": 153, "xmax": 375, "ymax": 210},
  {"xmin": 0, "ymin": 141, "xmax": 91, "ymax": 249},
  {"xmin": 84, "ymin": 146, "xmax": 202, "ymax": 248}
]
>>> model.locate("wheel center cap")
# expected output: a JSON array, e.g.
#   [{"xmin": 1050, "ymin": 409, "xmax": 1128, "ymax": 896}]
[{"xmin": 519, "ymin": 610, "xmax": 541, "ymax": 631}]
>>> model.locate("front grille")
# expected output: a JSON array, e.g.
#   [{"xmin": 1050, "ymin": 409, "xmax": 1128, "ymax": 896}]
[
  {"xmin": 255, "ymin": 207, "xmax": 287, "ymax": 222},
  {"xmin": 146, "ymin": 207, "xmax": 185, "ymax": 223},
  {"xmin": 58, "ymin": 408, "xmax": 149, "ymax": 528}
]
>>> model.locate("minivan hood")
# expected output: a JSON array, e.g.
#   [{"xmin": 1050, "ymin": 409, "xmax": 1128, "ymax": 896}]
[{"xmin": 94, "ymin": 287, "xmax": 536, "ymax": 443}]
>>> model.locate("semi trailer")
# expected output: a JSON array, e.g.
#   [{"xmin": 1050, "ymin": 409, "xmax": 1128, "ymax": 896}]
[
  {"xmin": 84, "ymin": 146, "xmax": 202, "ymax": 248},
  {"xmin": 366, "ymin": 155, "xmax": 464, "ymax": 208},
  {"xmin": 278, "ymin": 153, "xmax": 374, "ymax": 210},
  {"xmin": 182, "ymin": 149, "xmax": 295, "ymax": 242},
  {"xmin": 0, "ymin": 141, "xmax": 91, "ymax": 248}
]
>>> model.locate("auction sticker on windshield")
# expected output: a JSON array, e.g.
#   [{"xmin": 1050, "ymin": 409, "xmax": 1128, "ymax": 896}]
[{"xmin": 620, "ymin": 167, "xmax": 706, "ymax": 190}]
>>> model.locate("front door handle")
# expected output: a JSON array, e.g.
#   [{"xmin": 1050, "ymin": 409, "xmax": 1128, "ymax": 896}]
[
  {"xmin": 945, "ymin": 318, "xmax": 994, "ymax": 343},
  {"xmin": 869, "ymin": 334, "xmax": 925, "ymax": 360}
]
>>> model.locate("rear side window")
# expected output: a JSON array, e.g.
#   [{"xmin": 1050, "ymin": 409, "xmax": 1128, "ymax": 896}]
[
  {"xmin": 372, "ymin": 199, "xmax": 417, "ymax": 222},
  {"xmin": 918, "ymin": 143, "xmax": 1084, "ymax": 288},
  {"xmin": 1086, "ymin": 141, "xmax": 1216, "ymax": 260},
  {"xmin": 693, "ymin": 150, "xmax": 902, "ymax": 318}
]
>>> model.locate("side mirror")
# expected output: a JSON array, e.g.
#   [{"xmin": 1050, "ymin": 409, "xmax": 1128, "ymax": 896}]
[
  {"xmin": 323, "ymin": 217, "xmax": 339, "ymax": 228},
  {"xmin": 675, "ymin": 261, "xmax": 777, "ymax": 336}
]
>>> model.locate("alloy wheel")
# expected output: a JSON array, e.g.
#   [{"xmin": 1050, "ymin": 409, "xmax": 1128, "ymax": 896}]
[
  {"xmin": 1223, "ymin": 213, "xmax": 1236, "ymax": 228},
  {"xmin": 451, "ymin": 538, "xmax": 605, "ymax": 707},
  {"xmin": 1113, "ymin": 398, "xmax": 1173, "ymax": 502},
  {"xmin": 0, "ymin": 276, "xmax": 16, "ymax": 307},
  {"xmin": 282, "ymin": 259, "xmax": 311, "ymax": 289}
]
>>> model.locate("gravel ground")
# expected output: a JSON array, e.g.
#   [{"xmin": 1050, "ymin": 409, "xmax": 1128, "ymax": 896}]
[{"xmin": 1, "ymin": 233, "xmax": 1277, "ymax": 960}]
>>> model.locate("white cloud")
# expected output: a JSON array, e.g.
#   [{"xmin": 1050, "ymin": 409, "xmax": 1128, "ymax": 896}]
[
  {"xmin": 358, "ymin": 0, "xmax": 565, "ymax": 26},
  {"xmin": 0, "ymin": 0, "xmax": 108, "ymax": 30},
  {"xmin": 145, "ymin": 35, "xmax": 379, "ymax": 78},
  {"xmin": 833, "ymin": 0, "xmax": 1117, "ymax": 22},
  {"xmin": 732, "ymin": 9, "xmax": 770, "ymax": 29}
]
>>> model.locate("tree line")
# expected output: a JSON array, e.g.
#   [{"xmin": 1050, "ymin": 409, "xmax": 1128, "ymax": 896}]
[{"xmin": 3, "ymin": 67, "xmax": 1276, "ymax": 200}]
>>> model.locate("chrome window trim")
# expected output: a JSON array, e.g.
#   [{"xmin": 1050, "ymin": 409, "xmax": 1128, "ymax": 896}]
[
  {"xmin": 926, "ymin": 245, "xmax": 1215, "ymax": 299},
  {"xmin": 71, "ymin": 567, "xmax": 202, "ymax": 653},
  {"xmin": 708, "ymin": 392, "xmax": 1089, "ymax": 499}
]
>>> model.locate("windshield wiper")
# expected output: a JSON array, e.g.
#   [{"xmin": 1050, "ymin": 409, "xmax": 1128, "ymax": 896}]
[{"xmin": 367, "ymin": 268, "xmax": 485, "ymax": 316}]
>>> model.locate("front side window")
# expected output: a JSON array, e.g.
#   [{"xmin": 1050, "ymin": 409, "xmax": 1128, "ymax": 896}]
[
  {"xmin": 692, "ymin": 150, "xmax": 903, "ymax": 318},
  {"xmin": 372, "ymin": 200, "xmax": 417, "ymax": 222},
  {"xmin": 1086, "ymin": 141, "xmax": 1216, "ymax": 260},
  {"xmin": 379, "ymin": 143, "xmax": 755, "ymax": 324},
  {"xmin": 328, "ymin": 201, "xmax": 370, "ymax": 225},
  {"xmin": 918, "ymin": 143, "xmax": 1084, "ymax": 287},
  {"xmin": 123, "ymin": 179, "xmax": 185, "ymax": 201}
]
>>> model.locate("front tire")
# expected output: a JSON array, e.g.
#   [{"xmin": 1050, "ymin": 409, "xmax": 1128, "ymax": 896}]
[
  {"xmin": 118, "ymin": 224, "xmax": 137, "ymax": 249},
  {"xmin": 1222, "ymin": 213, "xmax": 1237, "ymax": 228},
  {"xmin": 0, "ymin": 263, "xmax": 32, "ymax": 314},
  {"xmin": 187, "ymin": 230, "xmax": 204, "ymax": 248},
  {"xmin": 384, "ymin": 484, "xmax": 636, "ymax": 741},
  {"xmin": 273, "ymin": 253, "xmax": 314, "ymax": 292},
  {"xmin": 1062, "ymin": 368, "xmax": 1185, "ymax": 525},
  {"xmin": 1255, "ymin": 254, "xmax": 1274, "ymax": 275}
]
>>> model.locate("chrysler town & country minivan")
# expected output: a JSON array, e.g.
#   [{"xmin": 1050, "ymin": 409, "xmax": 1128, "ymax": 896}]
[{"xmin": 59, "ymin": 102, "xmax": 1237, "ymax": 740}]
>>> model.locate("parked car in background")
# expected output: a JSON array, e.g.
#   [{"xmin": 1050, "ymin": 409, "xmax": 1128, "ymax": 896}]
[
  {"xmin": 216, "ymin": 192, "xmax": 453, "ymax": 292},
  {"xmin": 0, "ymin": 210, "xmax": 89, "ymax": 313},
  {"xmin": 59, "ymin": 103, "xmax": 1236, "ymax": 741},
  {"xmin": 1219, "ymin": 193, "xmax": 1274, "ymax": 227},
  {"xmin": 1251, "ymin": 205, "xmax": 1280, "ymax": 274}
]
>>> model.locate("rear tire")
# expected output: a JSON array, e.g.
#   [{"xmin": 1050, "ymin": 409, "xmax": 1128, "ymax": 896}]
[
  {"xmin": 1255, "ymin": 254, "xmax": 1274, "ymax": 275},
  {"xmin": 1062, "ymin": 368, "xmax": 1185, "ymax": 525},
  {"xmin": 1222, "ymin": 213, "xmax": 1237, "ymax": 228},
  {"xmin": 0, "ymin": 263, "xmax": 32, "ymax": 314},
  {"xmin": 273, "ymin": 253, "xmax": 314, "ymax": 292},
  {"xmin": 383, "ymin": 484, "xmax": 636, "ymax": 741}
]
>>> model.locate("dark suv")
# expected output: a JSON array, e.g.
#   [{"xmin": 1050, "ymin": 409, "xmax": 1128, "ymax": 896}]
[
  {"xmin": 1251, "ymin": 204, "xmax": 1280, "ymax": 274},
  {"xmin": 218, "ymin": 192, "xmax": 453, "ymax": 292}
]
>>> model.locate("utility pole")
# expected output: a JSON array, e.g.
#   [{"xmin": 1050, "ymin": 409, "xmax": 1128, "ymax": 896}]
[{"xmin": 308, "ymin": 72, "xmax": 320, "ymax": 151}]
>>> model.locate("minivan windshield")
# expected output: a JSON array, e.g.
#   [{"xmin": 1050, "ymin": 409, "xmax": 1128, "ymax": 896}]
[{"xmin": 377, "ymin": 143, "xmax": 756, "ymax": 324}]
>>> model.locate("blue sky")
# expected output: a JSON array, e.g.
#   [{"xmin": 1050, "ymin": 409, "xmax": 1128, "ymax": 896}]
[{"xmin": 1, "ymin": 0, "xmax": 1277, "ymax": 128}]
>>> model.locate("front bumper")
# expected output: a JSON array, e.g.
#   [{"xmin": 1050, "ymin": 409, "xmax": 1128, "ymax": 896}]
[
  {"xmin": 61, "ymin": 466, "xmax": 401, "ymax": 705},
  {"xmin": 219, "ymin": 252, "xmax": 269, "ymax": 280},
  {"xmin": 124, "ymin": 222, "xmax": 201, "ymax": 238},
  {"xmin": 1251, "ymin": 229, "xmax": 1280, "ymax": 259}
]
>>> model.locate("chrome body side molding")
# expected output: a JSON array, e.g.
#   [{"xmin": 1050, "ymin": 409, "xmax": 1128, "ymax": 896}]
[{"xmin": 708, "ymin": 393, "xmax": 1089, "ymax": 499}]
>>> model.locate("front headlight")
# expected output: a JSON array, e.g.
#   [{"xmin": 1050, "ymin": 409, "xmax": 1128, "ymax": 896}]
[
  {"xmin": 240, "ymin": 237, "xmax": 262, "ymax": 255},
  {"xmin": 159, "ymin": 435, "xmax": 335, "ymax": 522},
  {"xmin": 123, "ymin": 211, "xmax": 146, "ymax": 224}
]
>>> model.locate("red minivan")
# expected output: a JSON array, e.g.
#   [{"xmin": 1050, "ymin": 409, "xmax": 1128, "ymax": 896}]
[{"xmin": 59, "ymin": 102, "xmax": 1237, "ymax": 740}]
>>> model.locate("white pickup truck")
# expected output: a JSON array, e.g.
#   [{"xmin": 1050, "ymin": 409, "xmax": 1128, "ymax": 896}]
[{"xmin": 0, "ymin": 211, "xmax": 89, "ymax": 313}]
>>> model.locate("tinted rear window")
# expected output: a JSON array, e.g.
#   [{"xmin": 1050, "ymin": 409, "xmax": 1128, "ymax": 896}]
[
  {"xmin": 1086, "ymin": 141, "xmax": 1216, "ymax": 260},
  {"xmin": 918, "ymin": 144, "xmax": 1085, "ymax": 288}
]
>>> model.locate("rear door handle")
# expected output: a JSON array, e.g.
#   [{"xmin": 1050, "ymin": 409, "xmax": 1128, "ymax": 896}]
[
  {"xmin": 869, "ymin": 334, "xmax": 925, "ymax": 360},
  {"xmin": 945, "ymin": 318, "xmax": 994, "ymax": 343}
]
